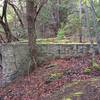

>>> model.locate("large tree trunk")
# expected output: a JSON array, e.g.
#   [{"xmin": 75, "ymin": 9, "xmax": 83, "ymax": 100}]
[{"xmin": 26, "ymin": 0, "xmax": 37, "ymax": 70}]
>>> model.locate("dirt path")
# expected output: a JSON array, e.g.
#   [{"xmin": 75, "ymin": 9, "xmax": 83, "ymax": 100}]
[{"xmin": 46, "ymin": 78, "xmax": 100, "ymax": 100}]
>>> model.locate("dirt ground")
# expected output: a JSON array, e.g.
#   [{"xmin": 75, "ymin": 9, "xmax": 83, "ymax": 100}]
[{"xmin": 0, "ymin": 54, "xmax": 100, "ymax": 100}]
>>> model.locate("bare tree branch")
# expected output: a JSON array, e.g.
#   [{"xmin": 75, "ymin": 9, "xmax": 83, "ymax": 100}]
[
  {"xmin": 34, "ymin": 0, "xmax": 48, "ymax": 22},
  {"xmin": 8, "ymin": 1, "xmax": 24, "ymax": 28},
  {"xmin": 1, "ymin": 0, "xmax": 8, "ymax": 20}
]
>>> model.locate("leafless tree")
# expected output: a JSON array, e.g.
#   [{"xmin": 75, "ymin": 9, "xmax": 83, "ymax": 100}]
[
  {"xmin": 0, "ymin": 0, "xmax": 24, "ymax": 42},
  {"xmin": 26, "ymin": 0, "xmax": 48, "ymax": 69}
]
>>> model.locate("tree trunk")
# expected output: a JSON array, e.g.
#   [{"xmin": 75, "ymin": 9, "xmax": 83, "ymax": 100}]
[
  {"xmin": 52, "ymin": 0, "xmax": 60, "ymax": 36},
  {"xmin": 79, "ymin": 0, "xmax": 83, "ymax": 43},
  {"xmin": 0, "ymin": 17, "xmax": 18, "ymax": 42},
  {"xmin": 26, "ymin": 0, "xmax": 37, "ymax": 70},
  {"xmin": 85, "ymin": 5, "xmax": 95, "ymax": 62},
  {"xmin": 90, "ymin": 0, "xmax": 100, "ymax": 53}
]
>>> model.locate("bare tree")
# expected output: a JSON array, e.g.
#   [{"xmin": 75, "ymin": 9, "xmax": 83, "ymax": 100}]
[
  {"xmin": 0, "ymin": 0, "xmax": 17, "ymax": 42},
  {"xmin": 26, "ymin": 0, "xmax": 48, "ymax": 69},
  {"xmin": 0, "ymin": 0, "xmax": 24, "ymax": 42}
]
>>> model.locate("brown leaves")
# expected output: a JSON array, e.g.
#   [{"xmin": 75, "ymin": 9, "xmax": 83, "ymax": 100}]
[{"xmin": 0, "ymin": 54, "xmax": 100, "ymax": 100}]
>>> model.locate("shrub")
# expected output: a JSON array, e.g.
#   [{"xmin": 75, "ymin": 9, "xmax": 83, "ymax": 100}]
[
  {"xmin": 57, "ymin": 23, "xmax": 65, "ymax": 39},
  {"xmin": 57, "ymin": 14, "xmax": 81, "ymax": 39}
]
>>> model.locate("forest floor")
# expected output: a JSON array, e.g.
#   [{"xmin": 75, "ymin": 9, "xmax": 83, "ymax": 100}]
[{"xmin": 0, "ymin": 54, "xmax": 100, "ymax": 100}]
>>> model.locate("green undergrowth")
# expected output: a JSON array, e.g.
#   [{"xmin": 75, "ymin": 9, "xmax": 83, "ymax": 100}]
[{"xmin": 84, "ymin": 61, "xmax": 100, "ymax": 75}]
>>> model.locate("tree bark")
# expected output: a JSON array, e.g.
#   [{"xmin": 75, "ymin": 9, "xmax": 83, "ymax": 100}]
[
  {"xmin": 52, "ymin": 0, "xmax": 60, "ymax": 36},
  {"xmin": 26, "ymin": 0, "xmax": 37, "ymax": 69},
  {"xmin": 79, "ymin": 0, "xmax": 83, "ymax": 43}
]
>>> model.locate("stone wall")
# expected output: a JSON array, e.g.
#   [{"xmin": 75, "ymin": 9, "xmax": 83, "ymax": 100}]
[
  {"xmin": 0, "ymin": 43, "xmax": 98, "ymax": 83},
  {"xmin": 1, "ymin": 43, "xmax": 31, "ymax": 83},
  {"xmin": 37, "ymin": 44, "xmax": 98, "ymax": 61}
]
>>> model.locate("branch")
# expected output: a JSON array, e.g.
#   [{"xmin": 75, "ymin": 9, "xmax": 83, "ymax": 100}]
[
  {"xmin": 34, "ymin": 0, "xmax": 48, "ymax": 22},
  {"xmin": 8, "ymin": 1, "xmax": 24, "ymax": 28},
  {"xmin": 0, "ymin": 16, "xmax": 8, "ymax": 43},
  {"xmin": 89, "ymin": 0, "xmax": 97, "ymax": 18},
  {"xmin": 1, "ymin": 0, "xmax": 8, "ymax": 21}
]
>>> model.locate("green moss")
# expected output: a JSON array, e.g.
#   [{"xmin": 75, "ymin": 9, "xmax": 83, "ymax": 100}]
[
  {"xmin": 62, "ymin": 97, "xmax": 72, "ymax": 100},
  {"xmin": 84, "ymin": 61, "xmax": 100, "ymax": 75},
  {"xmin": 45, "ymin": 72, "xmax": 63, "ymax": 84},
  {"xmin": 93, "ymin": 61, "xmax": 99, "ymax": 68},
  {"xmin": 84, "ymin": 68, "xmax": 92, "ymax": 75},
  {"xmin": 62, "ymin": 92, "xmax": 83, "ymax": 100},
  {"xmin": 50, "ymin": 72, "xmax": 63, "ymax": 79},
  {"xmin": 92, "ymin": 61, "xmax": 100, "ymax": 71},
  {"xmin": 73, "ymin": 92, "xmax": 83, "ymax": 96},
  {"xmin": 94, "ymin": 65, "xmax": 100, "ymax": 71},
  {"xmin": 19, "ymin": 38, "xmax": 97, "ymax": 44},
  {"xmin": 48, "ymin": 72, "xmax": 63, "ymax": 81}
]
